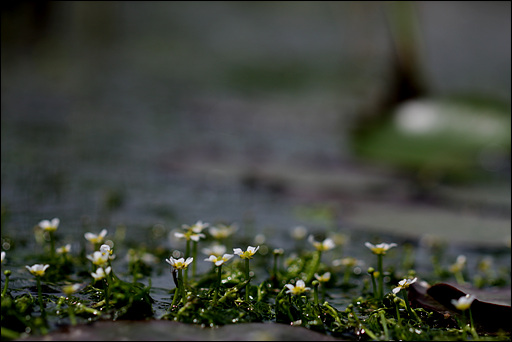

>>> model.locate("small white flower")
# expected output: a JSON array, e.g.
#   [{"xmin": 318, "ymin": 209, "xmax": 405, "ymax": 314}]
[
  {"xmin": 314, "ymin": 272, "xmax": 331, "ymax": 283},
  {"xmin": 38, "ymin": 218, "xmax": 60, "ymax": 232},
  {"xmin": 1, "ymin": 251, "xmax": 5, "ymax": 263},
  {"xmin": 291, "ymin": 226, "xmax": 307, "ymax": 240},
  {"xmin": 273, "ymin": 248, "xmax": 284, "ymax": 255},
  {"xmin": 91, "ymin": 266, "xmax": 111, "ymax": 281},
  {"xmin": 285, "ymin": 279, "xmax": 311, "ymax": 295},
  {"xmin": 365, "ymin": 242, "xmax": 397, "ymax": 255},
  {"xmin": 233, "ymin": 246, "xmax": 260, "ymax": 259},
  {"xmin": 140, "ymin": 253, "xmax": 158, "ymax": 264},
  {"xmin": 26, "ymin": 264, "xmax": 50, "ymax": 277},
  {"xmin": 332, "ymin": 257, "xmax": 362, "ymax": 268},
  {"xmin": 165, "ymin": 256, "xmax": 194, "ymax": 270},
  {"xmin": 56, "ymin": 244, "xmax": 71, "ymax": 254},
  {"xmin": 202, "ymin": 244, "xmax": 227, "ymax": 257},
  {"xmin": 209, "ymin": 223, "xmax": 238, "ymax": 239},
  {"xmin": 182, "ymin": 221, "xmax": 210, "ymax": 234},
  {"xmin": 254, "ymin": 234, "xmax": 266, "ymax": 245},
  {"xmin": 451, "ymin": 294, "xmax": 476, "ymax": 311},
  {"xmin": 308, "ymin": 235, "xmax": 335, "ymax": 251},
  {"xmin": 100, "ymin": 244, "xmax": 116, "ymax": 260},
  {"xmin": 330, "ymin": 233, "xmax": 348, "ymax": 246},
  {"xmin": 204, "ymin": 253, "xmax": 234, "ymax": 266},
  {"xmin": 392, "ymin": 277, "xmax": 417, "ymax": 294},
  {"xmin": 84, "ymin": 229, "xmax": 108, "ymax": 244},
  {"xmin": 174, "ymin": 231, "xmax": 205, "ymax": 242},
  {"xmin": 87, "ymin": 251, "xmax": 109, "ymax": 266},
  {"xmin": 449, "ymin": 255, "xmax": 466, "ymax": 273}
]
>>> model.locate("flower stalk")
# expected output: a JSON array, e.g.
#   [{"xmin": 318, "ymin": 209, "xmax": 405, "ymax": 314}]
[
  {"xmin": 306, "ymin": 235, "xmax": 335, "ymax": 283},
  {"xmin": 233, "ymin": 246, "xmax": 259, "ymax": 303},
  {"xmin": 39, "ymin": 218, "xmax": 59, "ymax": 263},
  {"xmin": 36, "ymin": 276, "xmax": 46, "ymax": 320},
  {"xmin": 26, "ymin": 264, "xmax": 50, "ymax": 321},
  {"xmin": 2, "ymin": 270, "xmax": 11, "ymax": 297},
  {"xmin": 204, "ymin": 253, "xmax": 233, "ymax": 305},
  {"xmin": 166, "ymin": 256, "xmax": 193, "ymax": 306},
  {"xmin": 365, "ymin": 242, "xmax": 397, "ymax": 301}
]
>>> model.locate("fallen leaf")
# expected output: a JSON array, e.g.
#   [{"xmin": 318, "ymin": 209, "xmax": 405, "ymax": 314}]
[{"xmin": 409, "ymin": 280, "xmax": 511, "ymax": 334}]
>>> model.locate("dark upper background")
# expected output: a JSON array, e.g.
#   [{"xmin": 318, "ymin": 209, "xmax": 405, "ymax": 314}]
[{"xmin": 1, "ymin": 1, "xmax": 510, "ymax": 250}]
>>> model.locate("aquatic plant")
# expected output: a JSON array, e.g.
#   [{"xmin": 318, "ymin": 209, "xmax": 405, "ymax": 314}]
[
  {"xmin": 1, "ymin": 218, "xmax": 510, "ymax": 341},
  {"xmin": 175, "ymin": 222, "xmax": 207, "ymax": 283},
  {"xmin": 306, "ymin": 235, "xmax": 335, "ymax": 283},
  {"xmin": 204, "ymin": 253, "xmax": 234, "ymax": 305},
  {"xmin": 365, "ymin": 241, "xmax": 397, "ymax": 300},
  {"xmin": 166, "ymin": 255, "xmax": 193, "ymax": 305},
  {"xmin": 233, "ymin": 245, "xmax": 260, "ymax": 302}
]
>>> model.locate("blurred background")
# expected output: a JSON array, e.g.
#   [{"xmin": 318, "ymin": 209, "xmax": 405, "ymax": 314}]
[{"xmin": 1, "ymin": 1, "xmax": 510, "ymax": 253}]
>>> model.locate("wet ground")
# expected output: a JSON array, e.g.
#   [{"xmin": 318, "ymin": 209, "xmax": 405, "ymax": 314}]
[{"xmin": 1, "ymin": 2, "xmax": 511, "ymax": 340}]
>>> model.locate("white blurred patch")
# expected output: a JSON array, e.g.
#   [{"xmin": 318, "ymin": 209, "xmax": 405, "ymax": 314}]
[
  {"xmin": 394, "ymin": 99, "xmax": 509, "ymax": 142},
  {"xmin": 394, "ymin": 100, "xmax": 442, "ymax": 135}
]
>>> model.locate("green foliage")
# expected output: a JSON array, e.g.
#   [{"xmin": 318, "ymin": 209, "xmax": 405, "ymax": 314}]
[{"xmin": 1, "ymin": 220, "xmax": 510, "ymax": 341}]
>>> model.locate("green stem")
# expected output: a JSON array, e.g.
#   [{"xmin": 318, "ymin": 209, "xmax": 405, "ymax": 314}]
[
  {"xmin": 312, "ymin": 281, "xmax": 320, "ymax": 307},
  {"xmin": 460, "ymin": 310, "xmax": 469, "ymax": 339},
  {"xmin": 213, "ymin": 265, "xmax": 222, "ymax": 305},
  {"xmin": 394, "ymin": 296, "xmax": 402, "ymax": 325},
  {"xmin": 178, "ymin": 269, "xmax": 185, "ymax": 304},
  {"xmin": 102, "ymin": 278, "xmax": 109, "ymax": 312},
  {"xmin": 36, "ymin": 277, "xmax": 46, "ymax": 321},
  {"xmin": 343, "ymin": 268, "xmax": 351, "ymax": 285},
  {"xmin": 272, "ymin": 253, "xmax": 279, "ymax": 282},
  {"xmin": 286, "ymin": 294, "xmax": 294, "ymax": 321},
  {"xmin": 306, "ymin": 250, "xmax": 321, "ymax": 283},
  {"xmin": 171, "ymin": 286, "xmax": 179, "ymax": 307},
  {"xmin": 184, "ymin": 241, "xmax": 190, "ymax": 286},
  {"xmin": 192, "ymin": 241, "xmax": 198, "ymax": 278},
  {"xmin": 323, "ymin": 302, "xmax": 342, "ymax": 326},
  {"xmin": 369, "ymin": 269, "xmax": 377, "ymax": 298},
  {"xmin": 245, "ymin": 258, "xmax": 251, "ymax": 302},
  {"xmin": 468, "ymin": 309, "xmax": 479, "ymax": 340},
  {"xmin": 49, "ymin": 231, "xmax": 56, "ymax": 263},
  {"xmin": 377, "ymin": 254, "xmax": 384, "ymax": 300},
  {"xmin": 2, "ymin": 271, "xmax": 10, "ymax": 297},
  {"xmin": 379, "ymin": 310, "xmax": 390, "ymax": 340},
  {"xmin": 401, "ymin": 290, "xmax": 419, "ymax": 321},
  {"xmin": 68, "ymin": 302, "xmax": 77, "ymax": 326},
  {"xmin": 454, "ymin": 271, "xmax": 465, "ymax": 285},
  {"xmin": 132, "ymin": 261, "xmax": 139, "ymax": 285}
]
